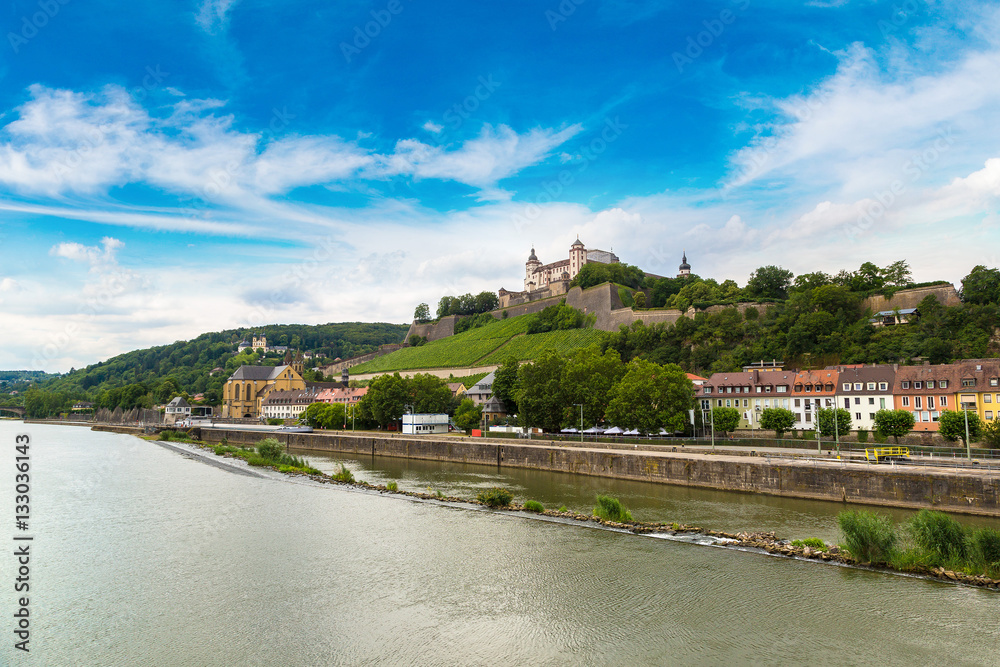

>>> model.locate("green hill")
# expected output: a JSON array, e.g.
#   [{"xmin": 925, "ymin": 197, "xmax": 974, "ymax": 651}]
[{"xmin": 350, "ymin": 313, "xmax": 607, "ymax": 374}]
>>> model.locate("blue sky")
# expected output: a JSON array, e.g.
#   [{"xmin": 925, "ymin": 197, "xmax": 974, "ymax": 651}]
[{"xmin": 2, "ymin": 0, "xmax": 1000, "ymax": 371}]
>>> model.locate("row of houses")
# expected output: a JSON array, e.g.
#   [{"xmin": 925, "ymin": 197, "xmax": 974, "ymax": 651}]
[{"xmin": 695, "ymin": 360, "xmax": 1000, "ymax": 433}]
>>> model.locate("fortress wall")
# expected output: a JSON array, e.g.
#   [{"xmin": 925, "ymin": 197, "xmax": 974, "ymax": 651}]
[
  {"xmin": 404, "ymin": 314, "xmax": 460, "ymax": 343},
  {"xmin": 863, "ymin": 284, "xmax": 960, "ymax": 313}
]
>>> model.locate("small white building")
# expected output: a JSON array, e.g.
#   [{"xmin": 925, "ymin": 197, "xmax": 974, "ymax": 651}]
[
  {"xmin": 402, "ymin": 413, "xmax": 450, "ymax": 435},
  {"xmin": 164, "ymin": 396, "xmax": 192, "ymax": 424}
]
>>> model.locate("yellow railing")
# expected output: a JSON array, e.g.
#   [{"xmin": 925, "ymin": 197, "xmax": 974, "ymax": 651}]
[{"xmin": 865, "ymin": 446, "xmax": 910, "ymax": 462}]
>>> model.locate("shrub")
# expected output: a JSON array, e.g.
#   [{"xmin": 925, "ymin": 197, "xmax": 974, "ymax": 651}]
[
  {"xmin": 267, "ymin": 418, "xmax": 283, "ymax": 426},
  {"xmin": 557, "ymin": 505, "xmax": 569, "ymax": 513},
  {"xmin": 331, "ymin": 465, "xmax": 355, "ymax": 483},
  {"xmin": 523, "ymin": 500, "xmax": 544, "ymax": 512},
  {"xmin": 873, "ymin": 430, "xmax": 888, "ymax": 444},
  {"xmin": 909, "ymin": 510, "xmax": 968, "ymax": 561},
  {"xmin": 158, "ymin": 430, "xmax": 175, "ymax": 441},
  {"xmin": 838, "ymin": 510, "xmax": 897, "ymax": 564},
  {"xmin": 386, "ymin": 481, "xmax": 399, "ymax": 492},
  {"xmin": 593, "ymin": 495, "xmax": 633, "ymax": 522},
  {"xmin": 279, "ymin": 464, "xmax": 321, "ymax": 475},
  {"xmin": 857, "ymin": 428, "xmax": 869, "ymax": 443},
  {"xmin": 476, "ymin": 487, "xmax": 514, "ymax": 507},
  {"xmin": 970, "ymin": 527, "xmax": 1000, "ymax": 567},
  {"xmin": 256, "ymin": 438, "xmax": 284, "ymax": 461},
  {"xmin": 791, "ymin": 538, "xmax": 827, "ymax": 549}
]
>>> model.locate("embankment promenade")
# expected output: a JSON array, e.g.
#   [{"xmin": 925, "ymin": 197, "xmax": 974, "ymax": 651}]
[{"xmin": 79, "ymin": 423, "xmax": 1000, "ymax": 517}]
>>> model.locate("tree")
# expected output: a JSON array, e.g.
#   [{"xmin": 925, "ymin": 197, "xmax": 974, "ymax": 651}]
[
  {"xmin": 358, "ymin": 372, "xmax": 409, "ymax": 427},
  {"xmin": 745, "ymin": 265, "xmax": 794, "ymax": 300},
  {"xmin": 960, "ymin": 265, "xmax": 1000, "ymax": 305},
  {"xmin": 980, "ymin": 419, "xmax": 1000, "ymax": 448},
  {"xmin": 317, "ymin": 403, "xmax": 347, "ymax": 429},
  {"xmin": 156, "ymin": 378, "xmax": 181, "ymax": 403},
  {"xmin": 303, "ymin": 401, "xmax": 328, "ymax": 428},
  {"xmin": 710, "ymin": 406, "xmax": 741, "ymax": 436},
  {"xmin": 759, "ymin": 407, "xmax": 795, "ymax": 437},
  {"xmin": 938, "ymin": 410, "xmax": 983, "ymax": 447},
  {"xmin": 873, "ymin": 409, "xmax": 915, "ymax": 444},
  {"xmin": 408, "ymin": 373, "xmax": 452, "ymax": 414},
  {"xmin": 453, "ymin": 398, "xmax": 482, "ymax": 431},
  {"xmin": 414, "ymin": 303, "xmax": 431, "ymax": 321},
  {"xmin": 492, "ymin": 357, "xmax": 520, "ymax": 414},
  {"xmin": 633, "ymin": 291, "xmax": 646, "ymax": 309},
  {"xmin": 516, "ymin": 350, "xmax": 567, "ymax": 432},
  {"xmin": 817, "ymin": 407, "xmax": 852, "ymax": 439},
  {"xmin": 561, "ymin": 346, "xmax": 625, "ymax": 428},
  {"xmin": 605, "ymin": 359, "xmax": 693, "ymax": 434}
]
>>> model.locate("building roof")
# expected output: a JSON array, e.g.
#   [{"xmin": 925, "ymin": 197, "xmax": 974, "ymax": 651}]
[
  {"xmin": 571, "ymin": 237, "xmax": 584, "ymax": 247},
  {"xmin": 528, "ymin": 247, "xmax": 538, "ymax": 262},
  {"xmin": 228, "ymin": 365, "xmax": 292, "ymax": 381},
  {"xmin": 468, "ymin": 371, "xmax": 496, "ymax": 394},
  {"xmin": 679, "ymin": 251, "xmax": 690, "ymax": 271},
  {"xmin": 483, "ymin": 395, "xmax": 507, "ymax": 413},
  {"xmin": 875, "ymin": 308, "xmax": 918, "ymax": 316},
  {"xmin": 792, "ymin": 370, "xmax": 839, "ymax": 396},
  {"xmin": 832, "ymin": 365, "xmax": 896, "ymax": 393},
  {"xmin": 262, "ymin": 390, "xmax": 316, "ymax": 405},
  {"xmin": 167, "ymin": 396, "xmax": 190, "ymax": 407},
  {"xmin": 447, "ymin": 382, "xmax": 467, "ymax": 394}
]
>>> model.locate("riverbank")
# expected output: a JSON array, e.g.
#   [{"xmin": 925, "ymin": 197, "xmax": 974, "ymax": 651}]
[{"xmin": 174, "ymin": 426, "xmax": 1000, "ymax": 517}]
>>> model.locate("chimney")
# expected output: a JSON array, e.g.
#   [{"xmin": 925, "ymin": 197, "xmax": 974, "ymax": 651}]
[{"xmin": 923, "ymin": 360, "xmax": 930, "ymax": 366}]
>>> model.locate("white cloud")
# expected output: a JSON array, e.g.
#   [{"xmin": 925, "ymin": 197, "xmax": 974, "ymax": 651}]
[
  {"xmin": 50, "ymin": 237, "xmax": 124, "ymax": 269},
  {"xmin": 196, "ymin": 0, "xmax": 242, "ymax": 35},
  {"xmin": 0, "ymin": 277, "xmax": 19, "ymax": 292},
  {"xmin": 422, "ymin": 121, "xmax": 443, "ymax": 134}
]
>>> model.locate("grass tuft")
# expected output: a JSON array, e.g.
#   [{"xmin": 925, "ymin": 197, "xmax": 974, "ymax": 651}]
[
  {"xmin": 331, "ymin": 464, "xmax": 355, "ymax": 483},
  {"xmin": 593, "ymin": 495, "xmax": 633, "ymax": 522},
  {"xmin": 523, "ymin": 500, "xmax": 544, "ymax": 512},
  {"xmin": 386, "ymin": 481, "xmax": 399, "ymax": 492},
  {"xmin": 837, "ymin": 510, "xmax": 897, "ymax": 564},
  {"xmin": 476, "ymin": 487, "xmax": 514, "ymax": 508}
]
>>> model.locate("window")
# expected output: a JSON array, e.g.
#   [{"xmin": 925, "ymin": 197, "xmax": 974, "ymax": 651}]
[
  {"xmin": 922, "ymin": 411, "xmax": 930, "ymax": 422},
  {"xmin": 987, "ymin": 411, "xmax": 994, "ymax": 420},
  {"xmin": 854, "ymin": 383, "xmax": 863, "ymax": 391},
  {"xmin": 867, "ymin": 382, "xmax": 876, "ymax": 391},
  {"xmin": 992, "ymin": 378, "xmax": 999, "ymax": 387},
  {"xmin": 704, "ymin": 387, "xmax": 712, "ymax": 394},
  {"xmin": 776, "ymin": 386, "xmax": 786, "ymax": 393},
  {"xmin": 986, "ymin": 394, "xmax": 993, "ymax": 403},
  {"xmin": 879, "ymin": 382, "xmax": 888, "ymax": 391},
  {"xmin": 855, "ymin": 412, "xmax": 861, "ymax": 421},
  {"xmin": 914, "ymin": 381, "xmax": 922, "ymax": 389},
  {"xmin": 940, "ymin": 396, "xmax": 948, "ymax": 407},
  {"xmin": 963, "ymin": 379, "xmax": 976, "ymax": 387},
  {"xmin": 795, "ymin": 384, "xmax": 803, "ymax": 392},
  {"xmin": 927, "ymin": 381, "xmax": 934, "ymax": 389},
  {"xmin": 880, "ymin": 398, "xmax": 886, "ymax": 409},
  {"xmin": 717, "ymin": 400, "xmax": 723, "ymax": 407},
  {"xmin": 928, "ymin": 396, "xmax": 935, "ymax": 409},
  {"xmin": 843, "ymin": 398, "xmax": 850, "ymax": 409},
  {"xmin": 726, "ymin": 399, "xmax": 731, "ymax": 407},
  {"xmin": 869, "ymin": 413, "xmax": 876, "ymax": 420},
  {"xmin": 914, "ymin": 412, "xmax": 921, "ymax": 422},
  {"xmin": 902, "ymin": 381, "xmax": 910, "ymax": 389},
  {"xmin": 794, "ymin": 399, "xmax": 801, "ymax": 407},
  {"xmin": 756, "ymin": 386, "xmax": 762, "ymax": 393},
  {"xmin": 765, "ymin": 386, "xmax": 773, "ymax": 393},
  {"xmin": 843, "ymin": 383, "xmax": 851, "ymax": 391},
  {"xmin": 940, "ymin": 380, "xmax": 948, "ymax": 388},
  {"xmin": 743, "ymin": 399, "xmax": 749, "ymax": 407},
  {"xmin": 915, "ymin": 396, "xmax": 922, "ymax": 409},
  {"xmin": 932, "ymin": 412, "xmax": 940, "ymax": 422},
  {"xmin": 854, "ymin": 397, "xmax": 861, "ymax": 405},
  {"xmin": 902, "ymin": 396, "xmax": 910, "ymax": 407},
  {"xmin": 805, "ymin": 385, "xmax": 812, "ymax": 392},
  {"xmin": 805, "ymin": 413, "xmax": 811, "ymax": 422}
]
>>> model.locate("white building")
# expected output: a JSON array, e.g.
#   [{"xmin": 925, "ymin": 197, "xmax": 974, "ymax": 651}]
[
  {"xmin": 524, "ymin": 238, "xmax": 619, "ymax": 293},
  {"xmin": 402, "ymin": 413, "xmax": 450, "ymax": 435},
  {"xmin": 164, "ymin": 396, "xmax": 192, "ymax": 424},
  {"xmin": 833, "ymin": 365, "xmax": 896, "ymax": 432}
]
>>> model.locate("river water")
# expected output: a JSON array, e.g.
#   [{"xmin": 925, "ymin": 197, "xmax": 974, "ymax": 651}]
[{"xmin": 3, "ymin": 421, "xmax": 999, "ymax": 666}]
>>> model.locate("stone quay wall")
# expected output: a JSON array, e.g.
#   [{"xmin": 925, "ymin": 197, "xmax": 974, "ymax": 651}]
[{"xmin": 195, "ymin": 429, "xmax": 1000, "ymax": 517}]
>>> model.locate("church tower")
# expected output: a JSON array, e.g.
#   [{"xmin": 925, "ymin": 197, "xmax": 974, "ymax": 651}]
[
  {"xmin": 677, "ymin": 251, "xmax": 691, "ymax": 278},
  {"xmin": 292, "ymin": 350, "xmax": 304, "ymax": 377}
]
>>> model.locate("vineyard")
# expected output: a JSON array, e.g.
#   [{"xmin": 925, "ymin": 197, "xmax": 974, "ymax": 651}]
[{"xmin": 349, "ymin": 314, "xmax": 606, "ymax": 374}]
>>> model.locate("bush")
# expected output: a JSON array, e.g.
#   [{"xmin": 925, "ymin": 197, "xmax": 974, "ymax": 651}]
[
  {"xmin": 158, "ymin": 430, "xmax": 175, "ymax": 441},
  {"xmin": 970, "ymin": 527, "xmax": 1000, "ymax": 567},
  {"xmin": 557, "ymin": 505, "xmax": 569, "ymax": 513},
  {"xmin": 873, "ymin": 430, "xmax": 888, "ymax": 444},
  {"xmin": 523, "ymin": 500, "xmax": 544, "ymax": 512},
  {"xmin": 909, "ymin": 509, "xmax": 968, "ymax": 561},
  {"xmin": 256, "ymin": 438, "xmax": 284, "ymax": 461},
  {"xmin": 838, "ymin": 510, "xmax": 897, "ymax": 564},
  {"xmin": 386, "ymin": 481, "xmax": 399, "ymax": 492},
  {"xmin": 857, "ymin": 428, "xmax": 869, "ymax": 443},
  {"xmin": 331, "ymin": 465, "xmax": 355, "ymax": 483},
  {"xmin": 476, "ymin": 487, "xmax": 514, "ymax": 507},
  {"xmin": 593, "ymin": 495, "xmax": 633, "ymax": 522},
  {"xmin": 266, "ymin": 418, "xmax": 283, "ymax": 426},
  {"xmin": 791, "ymin": 538, "xmax": 827, "ymax": 549}
]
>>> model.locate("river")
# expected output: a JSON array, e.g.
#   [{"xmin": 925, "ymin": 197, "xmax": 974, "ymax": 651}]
[{"xmin": 3, "ymin": 421, "xmax": 999, "ymax": 666}]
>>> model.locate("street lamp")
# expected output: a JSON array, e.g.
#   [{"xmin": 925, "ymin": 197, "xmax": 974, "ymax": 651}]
[
  {"xmin": 575, "ymin": 403, "xmax": 583, "ymax": 443},
  {"xmin": 962, "ymin": 401, "xmax": 974, "ymax": 460}
]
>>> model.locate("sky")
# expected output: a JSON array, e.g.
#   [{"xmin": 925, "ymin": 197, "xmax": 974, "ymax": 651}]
[{"xmin": 1, "ymin": 0, "xmax": 999, "ymax": 372}]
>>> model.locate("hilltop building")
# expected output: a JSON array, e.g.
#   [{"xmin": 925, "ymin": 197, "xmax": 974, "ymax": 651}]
[
  {"xmin": 523, "ymin": 238, "xmax": 619, "ymax": 293},
  {"xmin": 678, "ymin": 251, "xmax": 692, "ymax": 278}
]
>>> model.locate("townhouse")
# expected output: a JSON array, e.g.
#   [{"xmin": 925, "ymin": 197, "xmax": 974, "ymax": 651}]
[
  {"xmin": 791, "ymin": 369, "xmax": 839, "ymax": 430},
  {"xmin": 833, "ymin": 365, "xmax": 896, "ymax": 432},
  {"xmin": 953, "ymin": 359, "xmax": 1000, "ymax": 426},
  {"xmin": 892, "ymin": 364, "xmax": 956, "ymax": 432},
  {"xmin": 696, "ymin": 369, "xmax": 796, "ymax": 429}
]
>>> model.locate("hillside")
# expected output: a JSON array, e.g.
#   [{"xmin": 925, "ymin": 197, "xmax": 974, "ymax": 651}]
[
  {"xmin": 34, "ymin": 322, "xmax": 408, "ymax": 408},
  {"xmin": 350, "ymin": 313, "xmax": 607, "ymax": 374}
]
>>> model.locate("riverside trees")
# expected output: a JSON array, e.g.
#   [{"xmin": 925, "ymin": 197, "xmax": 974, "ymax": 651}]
[
  {"xmin": 356, "ymin": 372, "xmax": 455, "ymax": 428},
  {"xmin": 873, "ymin": 409, "xmax": 916, "ymax": 443},
  {"xmin": 513, "ymin": 346, "xmax": 693, "ymax": 434}
]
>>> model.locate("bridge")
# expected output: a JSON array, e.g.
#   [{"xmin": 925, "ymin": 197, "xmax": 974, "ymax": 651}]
[{"xmin": 0, "ymin": 406, "xmax": 25, "ymax": 418}]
